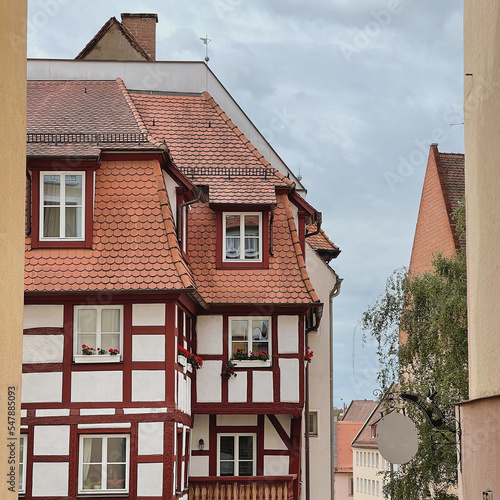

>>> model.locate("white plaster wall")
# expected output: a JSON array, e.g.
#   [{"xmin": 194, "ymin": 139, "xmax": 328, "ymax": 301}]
[
  {"xmin": 264, "ymin": 455, "xmax": 290, "ymax": 476},
  {"xmin": 217, "ymin": 415, "xmax": 258, "ymax": 426},
  {"xmin": 228, "ymin": 371, "xmax": 247, "ymax": 402},
  {"xmin": 132, "ymin": 303, "xmax": 165, "ymax": 326},
  {"xmin": 277, "ymin": 315, "xmax": 299, "ymax": 353},
  {"xmin": 23, "ymin": 335, "xmax": 64, "ymax": 364},
  {"xmin": 279, "ymin": 358, "xmax": 300, "ymax": 403},
  {"xmin": 138, "ymin": 422, "xmax": 164, "ymax": 455},
  {"xmin": 276, "ymin": 414, "xmax": 292, "ymax": 435},
  {"xmin": 71, "ymin": 371, "xmax": 122, "ymax": 402},
  {"xmin": 32, "ymin": 462, "xmax": 68, "ymax": 497},
  {"xmin": 190, "ymin": 455, "xmax": 209, "ymax": 477},
  {"xmin": 132, "ymin": 370, "xmax": 165, "ymax": 401},
  {"xmin": 252, "ymin": 371, "xmax": 273, "ymax": 402},
  {"xmin": 196, "ymin": 360, "xmax": 222, "ymax": 403},
  {"xmin": 35, "ymin": 409, "xmax": 70, "ymax": 417},
  {"xmin": 22, "ymin": 372, "xmax": 62, "ymax": 403},
  {"xmin": 23, "ymin": 304, "xmax": 63, "ymax": 329},
  {"xmin": 137, "ymin": 462, "xmax": 163, "ymax": 496},
  {"xmin": 132, "ymin": 335, "xmax": 165, "ymax": 362},
  {"xmin": 196, "ymin": 315, "xmax": 223, "ymax": 355},
  {"xmin": 79, "ymin": 408, "xmax": 115, "ymax": 415},
  {"xmin": 33, "ymin": 425, "xmax": 70, "ymax": 455},
  {"xmin": 264, "ymin": 417, "xmax": 287, "ymax": 450},
  {"xmin": 192, "ymin": 414, "xmax": 210, "ymax": 451},
  {"xmin": 164, "ymin": 171, "xmax": 179, "ymax": 227}
]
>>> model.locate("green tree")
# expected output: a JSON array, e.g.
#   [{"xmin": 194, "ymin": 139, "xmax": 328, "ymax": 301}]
[{"xmin": 361, "ymin": 206, "xmax": 467, "ymax": 499}]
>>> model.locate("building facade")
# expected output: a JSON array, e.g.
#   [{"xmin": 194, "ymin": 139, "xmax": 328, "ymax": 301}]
[{"xmin": 21, "ymin": 14, "xmax": 341, "ymax": 500}]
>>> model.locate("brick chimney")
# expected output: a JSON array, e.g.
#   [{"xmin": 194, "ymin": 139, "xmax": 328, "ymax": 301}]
[{"xmin": 121, "ymin": 13, "xmax": 158, "ymax": 61}]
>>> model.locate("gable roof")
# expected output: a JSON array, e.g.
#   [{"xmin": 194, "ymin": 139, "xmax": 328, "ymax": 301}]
[
  {"xmin": 129, "ymin": 89, "xmax": 321, "ymax": 306},
  {"xmin": 75, "ymin": 16, "xmax": 151, "ymax": 61}
]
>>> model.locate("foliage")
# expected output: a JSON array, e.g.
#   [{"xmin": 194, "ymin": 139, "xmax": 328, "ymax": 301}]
[
  {"xmin": 361, "ymin": 206, "xmax": 467, "ymax": 499},
  {"xmin": 222, "ymin": 360, "xmax": 237, "ymax": 379}
]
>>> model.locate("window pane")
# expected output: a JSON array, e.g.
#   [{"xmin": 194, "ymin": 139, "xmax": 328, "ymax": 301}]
[
  {"xmin": 220, "ymin": 461, "xmax": 234, "ymax": 476},
  {"xmin": 252, "ymin": 320, "xmax": 268, "ymax": 340},
  {"xmin": 238, "ymin": 436, "xmax": 253, "ymax": 460},
  {"xmin": 43, "ymin": 175, "xmax": 60, "ymax": 204},
  {"xmin": 43, "ymin": 206, "xmax": 60, "ymax": 237},
  {"xmin": 252, "ymin": 341, "xmax": 269, "ymax": 353},
  {"xmin": 220, "ymin": 436, "xmax": 234, "ymax": 460},
  {"xmin": 232, "ymin": 342, "xmax": 248, "ymax": 357},
  {"xmin": 225, "ymin": 214, "xmax": 241, "ymax": 259},
  {"xmin": 231, "ymin": 320, "xmax": 248, "ymax": 341},
  {"xmin": 238, "ymin": 460, "xmax": 253, "ymax": 476},
  {"xmin": 101, "ymin": 334, "xmax": 120, "ymax": 351},
  {"xmin": 78, "ymin": 309, "xmax": 97, "ymax": 333},
  {"xmin": 78, "ymin": 334, "xmax": 97, "ymax": 353},
  {"xmin": 82, "ymin": 464, "xmax": 102, "ymax": 490},
  {"xmin": 65, "ymin": 207, "xmax": 82, "ymax": 237},
  {"xmin": 107, "ymin": 438, "xmax": 126, "ymax": 463},
  {"xmin": 83, "ymin": 438, "xmax": 103, "ymax": 463},
  {"xmin": 101, "ymin": 309, "xmax": 120, "ymax": 332},
  {"xmin": 65, "ymin": 174, "xmax": 82, "ymax": 205},
  {"xmin": 244, "ymin": 215, "xmax": 260, "ymax": 259},
  {"xmin": 107, "ymin": 464, "xmax": 126, "ymax": 490}
]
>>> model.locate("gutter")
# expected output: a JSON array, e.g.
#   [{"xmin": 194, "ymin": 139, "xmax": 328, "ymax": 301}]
[{"xmin": 176, "ymin": 186, "xmax": 207, "ymax": 242}]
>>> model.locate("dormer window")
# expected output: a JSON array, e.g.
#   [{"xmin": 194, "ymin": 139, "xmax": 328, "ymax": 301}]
[
  {"xmin": 223, "ymin": 212, "xmax": 262, "ymax": 262},
  {"xmin": 28, "ymin": 164, "xmax": 95, "ymax": 249},
  {"xmin": 41, "ymin": 172, "xmax": 85, "ymax": 240}
]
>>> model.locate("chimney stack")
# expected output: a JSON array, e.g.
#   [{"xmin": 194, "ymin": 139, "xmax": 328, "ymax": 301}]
[{"xmin": 121, "ymin": 13, "xmax": 158, "ymax": 61}]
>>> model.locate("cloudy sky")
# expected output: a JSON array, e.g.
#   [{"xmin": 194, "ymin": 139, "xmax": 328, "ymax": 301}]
[{"xmin": 27, "ymin": 0, "xmax": 464, "ymax": 407}]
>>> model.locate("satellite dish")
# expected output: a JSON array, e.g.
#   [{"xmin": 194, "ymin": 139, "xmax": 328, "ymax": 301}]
[{"xmin": 377, "ymin": 412, "xmax": 418, "ymax": 464}]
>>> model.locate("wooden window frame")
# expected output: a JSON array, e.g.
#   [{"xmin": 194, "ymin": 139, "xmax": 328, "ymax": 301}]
[
  {"xmin": 229, "ymin": 316, "xmax": 272, "ymax": 368},
  {"xmin": 217, "ymin": 433, "xmax": 256, "ymax": 477}
]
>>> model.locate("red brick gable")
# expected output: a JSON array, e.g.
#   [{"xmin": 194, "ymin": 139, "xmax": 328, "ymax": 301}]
[{"xmin": 409, "ymin": 144, "xmax": 464, "ymax": 274}]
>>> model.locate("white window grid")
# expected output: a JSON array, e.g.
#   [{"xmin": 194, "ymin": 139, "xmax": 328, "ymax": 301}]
[
  {"xmin": 217, "ymin": 433, "xmax": 256, "ymax": 477},
  {"xmin": 223, "ymin": 212, "xmax": 262, "ymax": 262}
]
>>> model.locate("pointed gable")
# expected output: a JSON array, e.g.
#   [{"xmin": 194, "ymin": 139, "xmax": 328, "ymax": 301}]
[
  {"xmin": 409, "ymin": 144, "xmax": 465, "ymax": 273},
  {"xmin": 75, "ymin": 16, "xmax": 151, "ymax": 61}
]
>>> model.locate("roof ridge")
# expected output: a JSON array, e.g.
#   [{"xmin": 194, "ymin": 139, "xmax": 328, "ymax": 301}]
[
  {"xmin": 202, "ymin": 91, "xmax": 295, "ymax": 188},
  {"xmin": 282, "ymin": 193, "xmax": 320, "ymax": 304}
]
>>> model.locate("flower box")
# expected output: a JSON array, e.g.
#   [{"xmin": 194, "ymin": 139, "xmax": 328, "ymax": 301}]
[
  {"xmin": 74, "ymin": 355, "xmax": 121, "ymax": 364},
  {"xmin": 178, "ymin": 355, "xmax": 187, "ymax": 367},
  {"xmin": 232, "ymin": 359, "xmax": 271, "ymax": 368}
]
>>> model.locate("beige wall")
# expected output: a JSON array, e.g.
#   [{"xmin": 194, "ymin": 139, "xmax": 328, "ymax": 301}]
[
  {"xmin": 464, "ymin": 0, "xmax": 500, "ymax": 401},
  {"xmin": 461, "ymin": 1, "xmax": 500, "ymax": 498},
  {"xmin": 352, "ymin": 448, "xmax": 388, "ymax": 499},
  {"xmin": 0, "ymin": 2, "xmax": 27, "ymax": 498}
]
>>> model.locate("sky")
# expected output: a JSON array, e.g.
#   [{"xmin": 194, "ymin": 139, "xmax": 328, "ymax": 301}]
[{"xmin": 26, "ymin": 0, "xmax": 465, "ymax": 407}]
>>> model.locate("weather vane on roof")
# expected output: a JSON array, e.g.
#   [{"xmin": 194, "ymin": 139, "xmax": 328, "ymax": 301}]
[{"xmin": 200, "ymin": 35, "xmax": 211, "ymax": 63}]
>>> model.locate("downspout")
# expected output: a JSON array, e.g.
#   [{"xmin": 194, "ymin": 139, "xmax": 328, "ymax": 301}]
[
  {"xmin": 330, "ymin": 276, "xmax": 343, "ymax": 499},
  {"xmin": 176, "ymin": 187, "xmax": 204, "ymax": 243},
  {"xmin": 305, "ymin": 328, "xmax": 311, "ymax": 500},
  {"xmin": 26, "ymin": 168, "xmax": 31, "ymax": 236}
]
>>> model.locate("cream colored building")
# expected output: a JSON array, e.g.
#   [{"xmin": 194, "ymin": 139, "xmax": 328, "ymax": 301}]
[
  {"xmin": 0, "ymin": 3, "xmax": 26, "ymax": 499},
  {"xmin": 459, "ymin": 1, "xmax": 500, "ymax": 498}
]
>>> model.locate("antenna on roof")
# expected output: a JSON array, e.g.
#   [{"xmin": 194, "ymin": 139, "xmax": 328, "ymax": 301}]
[{"xmin": 200, "ymin": 35, "xmax": 211, "ymax": 62}]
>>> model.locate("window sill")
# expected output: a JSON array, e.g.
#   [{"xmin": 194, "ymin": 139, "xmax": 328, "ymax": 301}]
[
  {"xmin": 232, "ymin": 360, "xmax": 271, "ymax": 368},
  {"xmin": 74, "ymin": 355, "xmax": 122, "ymax": 364}
]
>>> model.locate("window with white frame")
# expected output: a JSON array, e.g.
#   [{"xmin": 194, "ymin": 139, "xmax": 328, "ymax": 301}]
[
  {"xmin": 19, "ymin": 434, "xmax": 27, "ymax": 494},
  {"xmin": 223, "ymin": 212, "xmax": 262, "ymax": 262},
  {"xmin": 40, "ymin": 172, "xmax": 85, "ymax": 240},
  {"xmin": 79, "ymin": 435, "xmax": 129, "ymax": 493},
  {"xmin": 229, "ymin": 317, "xmax": 270, "ymax": 360},
  {"xmin": 74, "ymin": 306, "xmax": 123, "ymax": 358},
  {"xmin": 218, "ymin": 434, "xmax": 255, "ymax": 476}
]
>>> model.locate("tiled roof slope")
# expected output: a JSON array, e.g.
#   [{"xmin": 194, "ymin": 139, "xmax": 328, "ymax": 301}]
[
  {"xmin": 25, "ymin": 159, "xmax": 196, "ymax": 293},
  {"xmin": 439, "ymin": 152, "xmax": 465, "ymax": 214},
  {"xmin": 27, "ymin": 81, "xmax": 156, "ymax": 157},
  {"xmin": 130, "ymin": 91, "xmax": 320, "ymax": 305},
  {"xmin": 342, "ymin": 400, "xmax": 377, "ymax": 423}
]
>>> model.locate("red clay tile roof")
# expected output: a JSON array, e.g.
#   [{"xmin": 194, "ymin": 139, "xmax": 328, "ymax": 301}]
[
  {"xmin": 306, "ymin": 223, "xmax": 340, "ymax": 256},
  {"xmin": 130, "ymin": 90, "xmax": 320, "ymax": 305},
  {"xmin": 25, "ymin": 158, "xmax": 199, "ymax": 296},
  {"xmin": 27, "ymin": 80, "xmax": 156, "ymax": 158},
  {"xmin": 342, "ymin": 400, "xmax": 378, "ymax": 423},
  {"xmin": 75, "ymin": 17, "xmax": 151, "ymax": 61}
]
